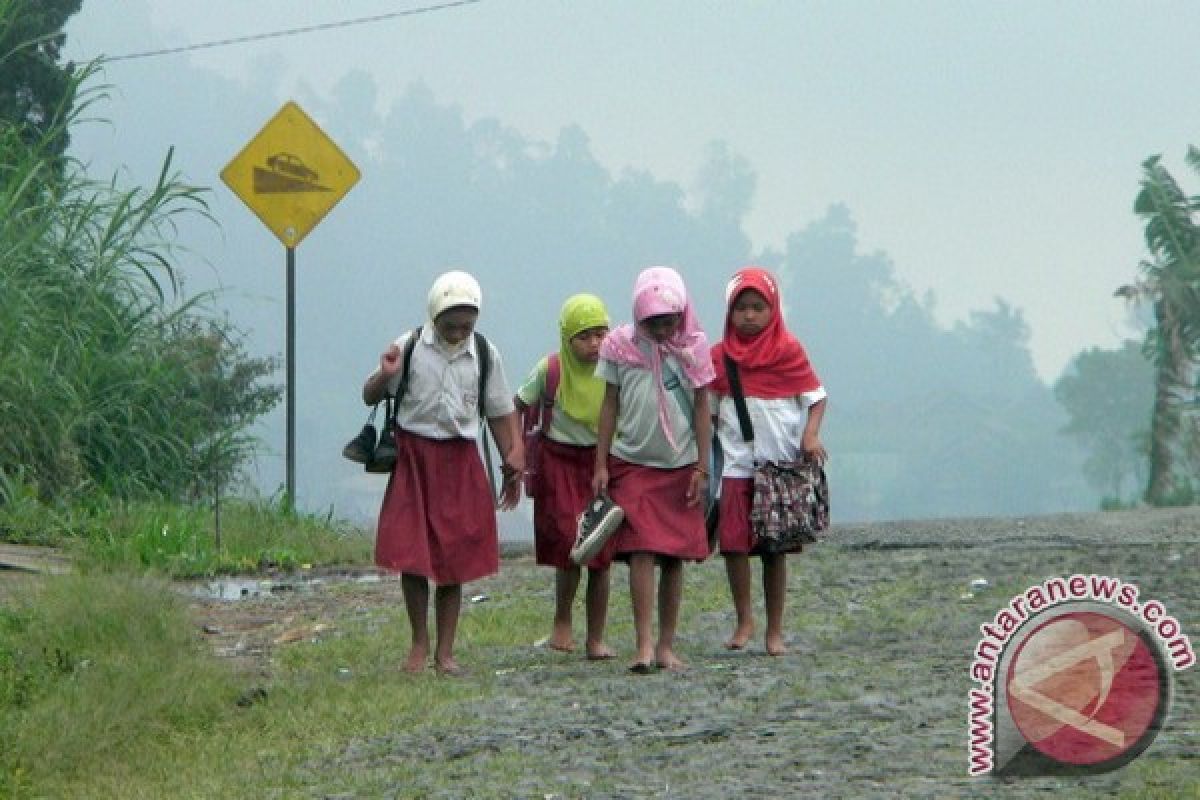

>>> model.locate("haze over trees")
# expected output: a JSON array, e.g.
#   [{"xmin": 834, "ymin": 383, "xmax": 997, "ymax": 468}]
[
  {"xmin": 23, "ymin": 7, "xmax": 1198, "ymax": 523},
  {"xmin": 90, "ymin": 72, "xmax": 1096, "ymax": 524}
]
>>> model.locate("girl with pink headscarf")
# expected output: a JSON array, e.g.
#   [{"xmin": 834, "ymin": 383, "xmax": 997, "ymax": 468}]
[{"xmin": 592, "ymin": 266, "xmax": 716, "ymax": 673}]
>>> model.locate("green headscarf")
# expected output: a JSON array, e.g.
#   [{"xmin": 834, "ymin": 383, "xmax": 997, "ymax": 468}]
[{"xmin": 557, "ymin": 293, "xmax": 610, "ymax": 432}]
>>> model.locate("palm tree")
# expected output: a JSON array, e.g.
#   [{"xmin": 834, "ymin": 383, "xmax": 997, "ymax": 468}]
[{"xmin": 1117, "ymin": 150, "xmax": 1200, "ymax": 505}]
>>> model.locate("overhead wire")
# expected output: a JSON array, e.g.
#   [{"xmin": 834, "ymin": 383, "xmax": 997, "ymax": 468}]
[{"xmin": 101, "ymin": 0, "xmax": 484, "ymax": 63}]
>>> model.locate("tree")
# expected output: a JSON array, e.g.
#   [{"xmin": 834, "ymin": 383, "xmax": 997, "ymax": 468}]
[
  {"xmin": 1119, "ymin": 151, "xmax": 1200, "ymax": 505},
  {"xmin": 0, "ymin": 0, "xmax": 83, "ymax": 158},
  {"xmin": 1054, "ymin": 341, "xmax": 1153, "ymax": 503}
]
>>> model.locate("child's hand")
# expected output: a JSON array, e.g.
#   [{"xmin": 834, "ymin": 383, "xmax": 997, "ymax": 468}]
[
  {"xmin": 802, "ymin": 432, "xmax": 827, "ymax": 465},
  {"xmin": 497, "ymin": 470, "xmax": 521, "ymax": 511},
  {"xmin": 380, "ymin": 343, "xmax": 402, "ymax": 376},
  {"xmin": 591, "ymin": 465, "xmax": 609, "ymax": 496},
  {"xmin": 686, "ymin": 468, "xmax": 707, "ymax": 507}
]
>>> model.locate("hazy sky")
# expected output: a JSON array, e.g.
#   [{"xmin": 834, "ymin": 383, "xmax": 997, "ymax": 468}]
[{"xmin": 63, "ymin": 1, "xmax": 1200, "ymax": 382}]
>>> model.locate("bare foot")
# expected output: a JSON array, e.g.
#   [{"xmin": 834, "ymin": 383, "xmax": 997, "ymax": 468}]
[
  {"xmin": 654, "ymin": 648, "xmax": 687, "ymax": 672},
  {"xmin": 630, "ymin": 646, "xmax": 656, "ymax": 673},
  {"xmin": 585, "ymin": 643, "xmax": 615, "ymax": 661},
  {"xmin": 403, "ymin": 649, "xmax": 428, "ymax": 673},
  {"xmin": 724, "ymin": 623, "xmax": 754, "ymax": 650},
  {"xmin": 765, "ymin": 633, "xmax": 788, "ymax": 656},
  {"xmin": 548, "ymin": 624, "xmax": 577, "ymax": 653},
  {"xmin": 434, "ymin": 658, "xmax": 465, "ymax": 677}
]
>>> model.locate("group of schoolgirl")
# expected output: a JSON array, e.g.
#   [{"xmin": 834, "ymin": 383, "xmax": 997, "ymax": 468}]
[{"xmin": 363, "ymin": 266, "xmax": 827, "ymax": 675}]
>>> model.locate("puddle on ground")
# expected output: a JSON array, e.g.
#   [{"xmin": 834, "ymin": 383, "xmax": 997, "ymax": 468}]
[{"xmin": 188, "ymin": 572, "xmax": 383, "ymax": 601}]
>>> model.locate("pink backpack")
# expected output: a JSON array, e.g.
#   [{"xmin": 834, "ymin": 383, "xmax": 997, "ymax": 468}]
[{"xmin": 519, "ymin": 353, "xmax": 561, "ymax": 497}]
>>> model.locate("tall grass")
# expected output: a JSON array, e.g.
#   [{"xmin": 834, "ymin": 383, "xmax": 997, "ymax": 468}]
[{"xmin": 0, "ymin": 37, "xmax": 280, "ymax": 511}]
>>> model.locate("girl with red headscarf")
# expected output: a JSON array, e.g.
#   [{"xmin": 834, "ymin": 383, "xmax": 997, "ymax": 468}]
[{"xmin": 709, "ymin": 266, "xmax": 828, "ymax": 656}]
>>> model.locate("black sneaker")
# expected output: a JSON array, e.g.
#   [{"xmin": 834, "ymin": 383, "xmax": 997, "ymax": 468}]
[
  {"xmin": 342, "ymin": 423, "xmax": 377, "ymax": 465},
  {"xmin": 570, "ymin": 494, "xmax": 624, "ymax": 565},
  {"xmin": 365, "ymin": 423, "xmax": 397, "ymax": 473}
]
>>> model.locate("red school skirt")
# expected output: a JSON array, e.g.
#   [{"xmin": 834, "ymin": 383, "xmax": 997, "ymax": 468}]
[
  {"xmin": 607, "ymin": 457, "xmax": 709, "ymax": 562},
  {"xmin": 375, "ymin": 429, "xmax": 498, "ymax": 585},
  {"xmin": 534, "ymin": 438, "xmax": 616, "ymax": 570},
  {"xmin": 717, "ymin": 476, "xmax": 804, "ymax": 556}
]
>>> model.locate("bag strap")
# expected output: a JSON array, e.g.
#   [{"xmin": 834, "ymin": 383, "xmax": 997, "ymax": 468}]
[
  {"xmin": 473, "ymin": 331, "xmax": 497, "ymax": 501},
  {"xmin": 539, "ymin": 352, "xmax": 561, "ymax": 432},
  {"xmin": 474, "ymin": 331, "xmax": 491, "ymax": 418},
  {"xmin": 724, "ymin": 353, "xmax": 754, "ymax": 442},
  {"xmin": 379, "ymin": 326, "xmax": 423, "ymax": 423},
  {"xmin": 544, "ymin": 352, "xmax": 561, "ymax": 405},
  {"xmin": 393, "ymin": 326, "xmax": 422, "ymax": 404}
]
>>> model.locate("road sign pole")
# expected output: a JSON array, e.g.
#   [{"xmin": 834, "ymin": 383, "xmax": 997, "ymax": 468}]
[
  {"xmin": 220, "ymin": 101, "xmax": 360, "ymax": 513},
  {"xmin": 286, "ymin": 245, "xmax": 296, "ymax": 509}
]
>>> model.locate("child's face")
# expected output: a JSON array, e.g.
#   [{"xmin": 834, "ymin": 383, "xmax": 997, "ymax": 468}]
[
  {"xmin": 568, "ymin": 326, "xmax": 608, "ymax": 363},
  {"xmin": 639, "ymin": 313, "xmax": 683, "ymax": 343},
  {"xmin": 434, "ymin": 305, "xmax": 479, "ymax": 345},
  {"xmin": 731, "ymin": 289, "xmax": 771, "ymax": 337}
]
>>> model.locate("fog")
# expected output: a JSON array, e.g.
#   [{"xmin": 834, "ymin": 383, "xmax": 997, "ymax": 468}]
[{"xmin": 61, "ymin": 2, "xmax": 1198, "ymax": 530}]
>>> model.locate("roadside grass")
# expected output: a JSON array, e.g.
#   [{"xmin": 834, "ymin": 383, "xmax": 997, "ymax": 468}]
[
  {"xmin": 79, "ymin": 498, "xmax": 374, "ymax": 577},
  {"xmin": 0, "ymin": 572, "xmax": 240, "ymax": 798},
  {"xmin": 0, "ymin": 566, "xmax": 536, "ymax": 799},
  {"xmin": 0, "ymin": 495, "xmax": 374, "ymax": 577}
]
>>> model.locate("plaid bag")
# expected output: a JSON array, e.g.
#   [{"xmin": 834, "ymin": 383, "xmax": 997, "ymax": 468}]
[{"xmin": 750, "ymin": 458, "xmax": 829, "ymax": 554}]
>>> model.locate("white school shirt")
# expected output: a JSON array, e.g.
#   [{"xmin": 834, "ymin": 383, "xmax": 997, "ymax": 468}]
[
  {"xmin": 515, "ymin": 356, "xmax": 597, "ymax": 446},
  {"xmin": 367, "ymin": 327, "xmax": 515, "ymax": 439},
  {"xmin": 713, "ymin": 387, "xmax": 827, "ymax": 478},
  {"xmin": 595, "ymin": 348, "xmax": 698, "ymax": 469}
]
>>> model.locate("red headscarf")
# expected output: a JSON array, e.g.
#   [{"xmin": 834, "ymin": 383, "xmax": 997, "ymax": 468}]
[{"xmin": 709, "ymin": 267, "xmax": 821, "ymax": 399}]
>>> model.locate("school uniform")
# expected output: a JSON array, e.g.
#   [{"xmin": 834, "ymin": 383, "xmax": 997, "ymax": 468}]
[
  {"xmin": 370, "ymin": 327, "xmax": 514, "ymax": 585},
  {"xmin": 714, "ymin": 389, "xmax": 826, "ymax": 554},
  {"xmin": 595, "ymin": 345, "xmax": 709, "ymax": 562},
  {"xmin": 709, "ymin": 266, "xmax": 827, "ymax": 558},
  {"xmin": 517, "ymin": 357, "xmax": 617, "ymax": 570}
]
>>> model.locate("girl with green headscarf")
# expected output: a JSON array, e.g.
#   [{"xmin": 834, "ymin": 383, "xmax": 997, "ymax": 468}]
[{"xmin": 514, "ymin": 293, "xmax": 616, "ymax": 659}]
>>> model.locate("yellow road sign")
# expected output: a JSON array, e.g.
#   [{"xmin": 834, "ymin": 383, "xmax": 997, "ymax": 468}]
[{"xmin": 221, "ymin": 101, "xmax": 360, "ymax": 247}]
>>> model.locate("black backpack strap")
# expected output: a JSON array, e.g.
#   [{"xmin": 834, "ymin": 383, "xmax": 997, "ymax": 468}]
[
  {"xmin": 474, "ymin": 331, "xmax": 491, "ymax": 418},
  {"xmin": 724, "ymin": 353, "xmax": 754, "ymax": 442},
  {"xmin": 385, "ymin": 327, "xmax": 422, "ymax": 432},
  {"xmin": 393, "ymin": 326, "xmax": 422, "ymax": 404}
]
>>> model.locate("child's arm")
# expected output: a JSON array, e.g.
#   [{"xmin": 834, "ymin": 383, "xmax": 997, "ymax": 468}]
[
  {"xmin": 687, "ymin": 388, "xmax": 711, "ymax": 508},
  {"xmin": 591, "ymin": 383, "xmax": 619, "ymax": 496},
  {"xmin": 488, "ymin": 411, "xmax": 524, "ymax": 511},
  {"xmin": 802, "ymin": 397, "xmax": 828, "ymax": 464},
  {"xmin": 363, "ymin": 342, "xmax": 402, "ymax": 405}
]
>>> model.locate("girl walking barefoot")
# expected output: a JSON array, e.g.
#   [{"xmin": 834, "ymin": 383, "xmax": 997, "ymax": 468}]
[
  {"xmin": 709, "ymin": 266, "xmax": 827, "ymax": 656},
  {"xmin": 515, "ymin": 293, "xmax": 615, "ymax": 660},
  {"xmin": 592, "ymin": 267, "xmax": 714, "ymax": 673},
  {"xmin": 363, "ymin": 270, "xmax": 523, "ymax": 675}
]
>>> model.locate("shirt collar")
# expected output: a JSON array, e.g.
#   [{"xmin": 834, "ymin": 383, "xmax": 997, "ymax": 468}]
[{"xmin": 422, "ymin": 324, "xmax": 477, "ymax": 360}]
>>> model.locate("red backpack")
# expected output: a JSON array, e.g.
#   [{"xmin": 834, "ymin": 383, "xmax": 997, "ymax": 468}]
[{"xmin": 518, "ymin": 353, "xmax": 561, "ymax": 498}]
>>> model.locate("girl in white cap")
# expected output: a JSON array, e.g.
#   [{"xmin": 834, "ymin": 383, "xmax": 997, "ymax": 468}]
[{"xmin": 363, "ymin": 270, "xmax": 523, "ymax": 675}]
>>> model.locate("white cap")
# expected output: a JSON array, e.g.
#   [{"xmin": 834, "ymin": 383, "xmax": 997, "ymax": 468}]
[{"xmin": 427, "ymin": 270, "xmax": 482, "ymax": 320}]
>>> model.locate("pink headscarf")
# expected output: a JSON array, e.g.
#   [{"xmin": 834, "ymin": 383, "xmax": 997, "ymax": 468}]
[{"xmin": 600, "ymin": 266, "xmax": 715, "ymax": 449}]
